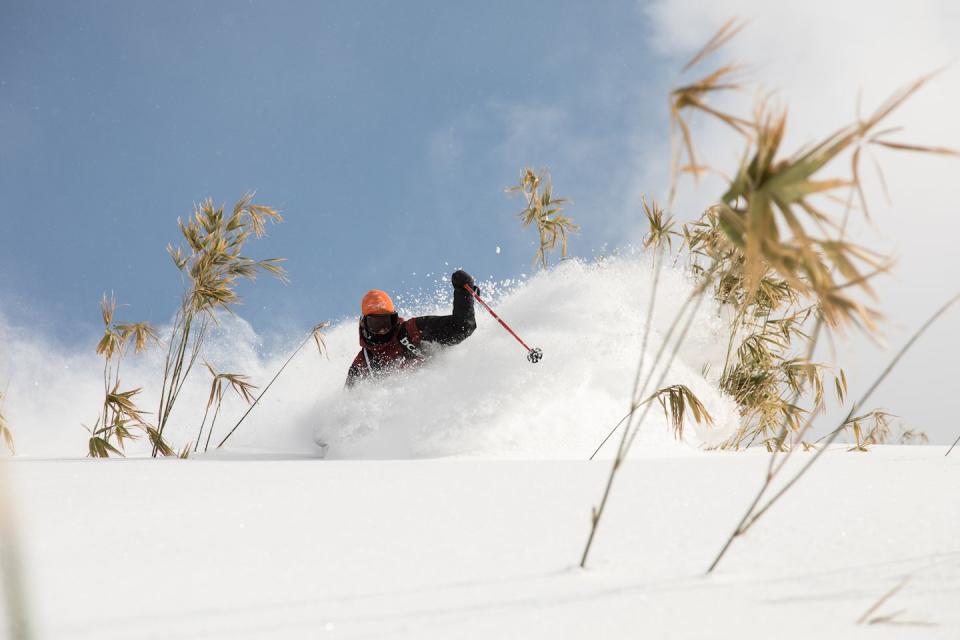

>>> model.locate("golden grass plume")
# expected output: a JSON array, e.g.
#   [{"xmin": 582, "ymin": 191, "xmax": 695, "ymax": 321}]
[
  {"xmin": 153, "ymin": 193, "xmax": 286, "ymax": 456},
  {"xmin": 507, "ymin": 168, "xmax": 578, "ymax": 269},
  {"xmin": 643, "ymin": 384, "xmax": 714, "ymax": 440}
]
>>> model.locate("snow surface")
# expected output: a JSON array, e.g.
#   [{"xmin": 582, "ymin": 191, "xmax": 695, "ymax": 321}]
[
  {"xmin": 1, "ymin": 256, "xmax": 957, "ymax": 637},
  {"xmin": 3, "ymin": 447, "xmax": 959, "ymax": 638}
]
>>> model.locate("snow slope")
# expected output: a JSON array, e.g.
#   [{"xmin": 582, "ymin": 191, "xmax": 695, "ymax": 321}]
[
  {"xmin": 2, "ymin": 255, "xmax": 956, "ymax": 639},
  {"xmin": 4, "ymin": 447, "xmax": 959, "ymax": 639},
  {"xmin": 0, "ymin": 255, "xmax": 739, "ymax": 459}
]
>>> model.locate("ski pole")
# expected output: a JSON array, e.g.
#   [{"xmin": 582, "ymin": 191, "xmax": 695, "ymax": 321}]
[{"xmin": 464, "ymin": 284, "xmax": 542, "ymax": 363}]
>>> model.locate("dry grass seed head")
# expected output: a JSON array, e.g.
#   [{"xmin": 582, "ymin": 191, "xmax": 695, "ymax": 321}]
[
  {"xmin": 203, "ymin": 362, "xmax": 258, "ymax": 409},
  {"xmin": 312, "ymin": 322, "xmax": 331, "ymax": 359},
  {"xmin": 844, "ymin": 409, "xmax": 897, "ymax": 451},
  {"xmin": 105, "ymin": 384, "xmax": 149, "ymax": 425},
  {"xmin": 171, "ymin": 195, "xmax": 288, "ymax": 317},
  {"xmin": 641, "ymin": 197, "xmax": 678, "ymax": 252},
  {"xmin": 668, "ymin": 19, "xmax": 751, "ymax": 204},
  {"xmin": 673, "ymin": 32, "xmax": 951, "ymax": 337},
  {"xmin": 834, "ymin": 369, "xmax": 848, "ymax": 404},
  {"xmin": 681, "ymin": 17, "xmax": 748, "ymax": 73},
  {"xmin": 507, "ymin": 168, "xmax": 578, "ymax": 268},
  {"xmin": 96, "ymin": 295, "xmax": 157, "ymax": 358},
  {"xmin": 116, "ymin": 322, "xmax": 158, "ymax": 354},
  {"xmin": 643, "ymin": 384, "xmax": 714, "ymax": 440},
  {"xmin": 719, "ymin": 77, "xmax": 952, "ymax": 331}
]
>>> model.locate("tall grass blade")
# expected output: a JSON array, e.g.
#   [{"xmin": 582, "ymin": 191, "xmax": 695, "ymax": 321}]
[
  {"xmin": 708, "ymin": 291, "xmax": 959, "ymax": 573},
  {"xmin": 217, "ymin": 323, "xmax": 330, "ymax": 449}
]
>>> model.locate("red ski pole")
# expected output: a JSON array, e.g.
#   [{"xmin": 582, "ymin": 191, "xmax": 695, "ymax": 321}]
[{"xmin": 464, "ymin": 284, "xmax": 542, "ymax": 363}]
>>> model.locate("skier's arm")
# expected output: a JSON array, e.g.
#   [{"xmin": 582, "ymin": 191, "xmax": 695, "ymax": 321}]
[
  {"xmin": 344, "ymin": 351, "xmax": 366, "ymax": 388},
  {"xmin": 415, "ymin": 270, "xmax": 477, "ymax": 345}
]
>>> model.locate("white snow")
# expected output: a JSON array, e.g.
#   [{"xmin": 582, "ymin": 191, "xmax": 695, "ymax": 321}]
[
  {"xmin": 3, "ymin": 447, "xmax": 959, "ymax": 638},
  {"xmin": 0, "ymin": 254, "xmax": 739, "ymax": 459},
  {"xmin": 314, "ymin": 256, "xmax": 739, "ymax": 459},
  {"xmin": 1, "ymin": 255, "xmax": 957, "ymax": 638}
]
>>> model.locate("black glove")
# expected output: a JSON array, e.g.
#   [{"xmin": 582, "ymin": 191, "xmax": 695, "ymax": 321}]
[{"xmin": 452, "ymin": 269, "xmax": 479, "ymax": 296}]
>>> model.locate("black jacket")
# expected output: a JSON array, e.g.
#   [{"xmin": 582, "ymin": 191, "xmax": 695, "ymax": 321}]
[{"xmin": 345, "ymin": 287, "xmax": 476, "ymax": 387}]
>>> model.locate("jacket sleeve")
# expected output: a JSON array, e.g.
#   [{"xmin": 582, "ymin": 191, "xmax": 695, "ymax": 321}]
[
  {"xmin": 414, "ymin": 287, "xmax": 477, "ymax": 345},
  {"xmin": 344, "ymin": 350, "xmax": 367, "ymax": 388}
]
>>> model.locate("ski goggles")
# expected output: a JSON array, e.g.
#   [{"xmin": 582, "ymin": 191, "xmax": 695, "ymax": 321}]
[{"xmin": 364, "ymin": 313, "xmax": 395, "ymax": 334}]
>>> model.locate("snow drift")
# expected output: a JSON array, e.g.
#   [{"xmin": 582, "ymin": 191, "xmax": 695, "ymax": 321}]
[{"xmin": 0, "ymin": 254, "xmax": 740, "ymax": 458}]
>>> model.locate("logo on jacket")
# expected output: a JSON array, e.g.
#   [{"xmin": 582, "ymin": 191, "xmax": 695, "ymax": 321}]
[{"xmin": 400, "ymin": 335, "xmax": 424, "ymax": 358}]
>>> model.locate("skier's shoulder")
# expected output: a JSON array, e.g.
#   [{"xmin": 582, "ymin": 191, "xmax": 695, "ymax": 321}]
[{"xmin": 399, "ymin": 316, "xmax": 423, "ymax": 345}]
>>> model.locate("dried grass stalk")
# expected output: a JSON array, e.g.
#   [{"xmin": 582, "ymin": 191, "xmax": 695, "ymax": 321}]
[
  {"xmin": 582, "ymin": 18, "xmax": 957, "ymax": 572},
  {"xmin": 153, "ymin": 193, "xmax": 286, "ymax": 456},
  {"xmin": 87, "ymin": 294, "xmax": 157, "ymax": 458},
  {"xmin": 644, "ymin": 384, "xmax": 714, "ymax": 440},
  {"xmin": 194, "ymin": 363, "xmax": 258, "ymax": 453},
  {"xmin": 217, "ymin": 322, "xmax": 330, "ymax": 449},
  {"xmin": 507, "ymin": 168, "xmax": 578, "ymax": 269}
]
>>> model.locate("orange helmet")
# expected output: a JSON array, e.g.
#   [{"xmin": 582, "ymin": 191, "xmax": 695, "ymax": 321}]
[{"xmin": 361, "ymin": 290, "xmax": 395, "ymax": 316}]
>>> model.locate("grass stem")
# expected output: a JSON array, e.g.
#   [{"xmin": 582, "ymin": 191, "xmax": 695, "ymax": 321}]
[
  {"xmin": 707, "ymin": 292, "xmax": 959, "ymax": 573},
  {"xmin": 217, "ymin": 326, "xmax": 323, "ymax": 449}
]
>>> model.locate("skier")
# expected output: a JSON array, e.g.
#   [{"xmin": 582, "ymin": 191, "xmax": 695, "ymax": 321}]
[{"xmin": 345, "ymin": 270, "xmax": 478, "ymax": 387}]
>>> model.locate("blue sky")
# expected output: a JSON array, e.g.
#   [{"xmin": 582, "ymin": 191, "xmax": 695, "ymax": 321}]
[{"xmin": 1, "ymin": 0, "xmax": 670, "ymax": 343}]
